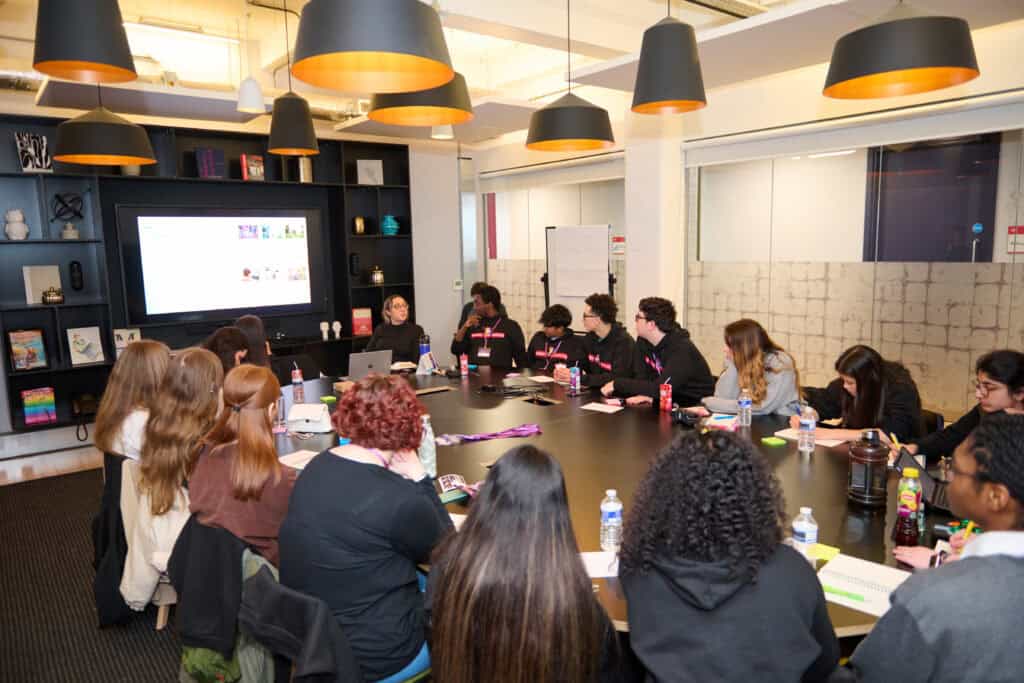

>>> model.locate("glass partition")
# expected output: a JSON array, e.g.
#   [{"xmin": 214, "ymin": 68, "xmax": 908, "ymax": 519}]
[{"xmin": 686, "ymin": 131, "xmax": 1024, "ymax": 418}]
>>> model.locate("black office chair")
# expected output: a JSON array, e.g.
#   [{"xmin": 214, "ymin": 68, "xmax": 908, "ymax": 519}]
[
  {"xmin": 921, "ymin": 409, "xmax": 945, "ymax": 437},
  {"xmin": 271, "ymin": 354, "xmax": 322, "ymax": 386}
]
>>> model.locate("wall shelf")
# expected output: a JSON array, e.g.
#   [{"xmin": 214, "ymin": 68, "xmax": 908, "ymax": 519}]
[{"xmin": 1, "ymin": 239, "xmax": 103, "ymax": 245}]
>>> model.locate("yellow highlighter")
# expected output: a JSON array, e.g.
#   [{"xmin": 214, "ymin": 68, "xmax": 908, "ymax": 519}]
[
  {"xmin": 963, "ymin": 521, "xmax": 976, "ymax": 540},
  {"xmin": 890, "ymin": 433, "xmax": 901, "ymax": 449}
]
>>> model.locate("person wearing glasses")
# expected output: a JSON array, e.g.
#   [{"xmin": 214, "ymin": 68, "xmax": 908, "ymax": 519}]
[
  {"xmin": 367, "ymin": 295, "xmax": 426, "ymax": 364},
  {"xmin": 898, "ymin": 350, "xmax": 1024, "ymax": 464},
  {"xmin": 451, "ymin": 285, "xmax": 528, "ymax": 369},
  {"xmin": 555, "ymin": 293, "xmax": 635, "ymax": 387},
  {"xmin": 525, "ymin": 304, "xmax": 586, "ymax": 372},
  {"xmin": 847, "ymin": 413, "xmax": 1024, "ymax": 682},
  {"xmin": 601, "ymin": 297, "xmax": 714, "ymax": 407}
]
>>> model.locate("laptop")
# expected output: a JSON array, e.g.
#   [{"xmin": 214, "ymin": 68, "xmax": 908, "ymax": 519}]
[
  {"xmin": 894, "ymin": 448, "xmax": 951, "ymax": 511},
  {"xmin": 347, "ymin": 350, "xmax": 392, "ymax": 380}
]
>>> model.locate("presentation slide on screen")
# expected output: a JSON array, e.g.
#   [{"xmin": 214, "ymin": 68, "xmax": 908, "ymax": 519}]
[{"xmin": 136, "ymin": 215, "xmax": 313, "ymax": 316}]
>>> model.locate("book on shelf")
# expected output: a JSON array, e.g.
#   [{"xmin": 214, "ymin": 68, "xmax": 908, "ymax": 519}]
[
  {"xmin": 22, "ymin": 387, "xmax": 57, "ymax": 425},
  {"xmin": 352, "ymin": 308, "xmax": 373, "ymax": 336},
  {"xmin": 66, "ymin": 326, "xmax": 105, "ymax": 365},
  {"xmin": 241, "ymin": 154, "xmax": 265, "ymax": 181},
  {"xmin": 7, "ymin": 329, "xmax": 48, "ymax": 371},
  {"xmin": 195, "ymin": 147, "xmax": 226, "ymax": 179}
]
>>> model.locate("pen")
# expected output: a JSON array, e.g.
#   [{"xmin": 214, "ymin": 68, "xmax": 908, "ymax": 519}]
[{"xmin": 712, "ymin": 414, "xmax": 734, "ymax": 421}]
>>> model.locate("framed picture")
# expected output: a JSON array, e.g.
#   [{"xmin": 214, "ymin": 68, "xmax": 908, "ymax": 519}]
[
  {"xmin": 356, "ymin": 159, "xmax": 384, "ymax": 185},
  {"xmin": 66, "ymin": 326, "xmax": 105, "ymax": 366},
  {"xmin": 22, "ymin": 265, "xmax": 61, "ymax": 304},
  {"xmin": 7, "ymin": 329, "xmax": 48, "ymax": 371},
  {"xmin": 14, "ymin": 132, "xmax": 53, "ymax": 173},
  {"xmin": 113, "ymin": 328, "xmax": 141, "ymax": 358}
]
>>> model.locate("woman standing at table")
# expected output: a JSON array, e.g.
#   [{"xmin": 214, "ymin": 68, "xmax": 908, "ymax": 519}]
[
  {"xmin": 366, "ymin": 294, "xmax": 425, "ymax": 364},
  {"xmin": 427, "ymin": 445, "xmax": 623, "ymax": 683},
  {"xmin": 94, "ymin": 339, "xmax": 170, "ymax": 460},
  {"xmin": 701, "ymin": 319, "xmax": 801, "ymax": 417},
  {"xmin": 620, "ymin": 431, "xmax": 839, "ymax": 682},
  {"xmin": 278, "ymin": 375, "xmax": 452, "ymax": 683},
  {"xmin": 190, "ymin": 364, "xmax": 297, "ymax": 566},
  {"xmin": 795, "ymin": 344, "xmax": 923, "ymax": 443}
]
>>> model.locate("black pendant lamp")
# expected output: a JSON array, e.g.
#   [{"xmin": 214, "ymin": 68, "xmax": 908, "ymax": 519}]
[
  {"xmin": 54, "ymin": 106, "xmax": 155, "ymax": 166},
  {"xmin": 526, "ymin": 0, "xmax": 614, "ymax": 152},
  {"xmin": 292, "ymin": 0, "xmax": 453, "ymax": 94},
  {"xmin": 824, "ymin": 3, "xmax": 979, "ymax": 99},
  {"xmin": 632, "ymin": 3, "xmax": 706, "ymax": 115},
  {"xmin": 268, "ymin": 1, "xmax": 319, "ymax": 156},
  {"xmin": 369, "ymin": 73, "xmax": 473, "ymax": 127},
  {"xmin": 33, "ymin": 0, "xmax": 137, "ymax": 83}
]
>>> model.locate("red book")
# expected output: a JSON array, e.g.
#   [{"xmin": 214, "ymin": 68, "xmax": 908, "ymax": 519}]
[{"xmin": 352, "ymin": 308, "xmax": 373, "ymax": 336}]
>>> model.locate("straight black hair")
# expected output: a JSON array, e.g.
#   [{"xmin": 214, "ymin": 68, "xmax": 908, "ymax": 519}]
[
  {"xmin": 976, "ymin": 350, "xmax": 1024, "ymax": 393},
  {"xmin": 835, "ymin": 345, "xmax": 914, "ymax": 429},
  {"xmin": 235, "ymin": 314, "xmax": 270, "ymax": 367}
]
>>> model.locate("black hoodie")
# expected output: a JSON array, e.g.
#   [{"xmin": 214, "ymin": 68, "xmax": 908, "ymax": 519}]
[
  {"xmin": 526, "ymin": 329, "xmax": 588, "ymax": 371},
  {"xmin": 582, "ymin": 323, "xmax": 636, "ymax": 387},
  {"xmin": 450, "ymin": 315, "xmax": 528, "ymax": 369},
  {"xmin": 613, "ymin": 326, "xmax": 714, "ymax": 406},
  {"xmin": 621, "ymin": 545, "xmax": 839, "ymax": 683}
]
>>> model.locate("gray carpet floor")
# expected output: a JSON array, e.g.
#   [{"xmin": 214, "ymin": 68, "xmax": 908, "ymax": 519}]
[{"xmin": 0, "ymin": 469, "xmax": 181, "ymax": 682}]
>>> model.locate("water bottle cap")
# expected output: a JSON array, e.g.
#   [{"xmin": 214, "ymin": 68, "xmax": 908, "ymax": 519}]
[
  {"xmin": 800, "ymin": 506, "xmax": 812, "ymax": 514},
  {"xmin": 606, "ymin": 489, "xmax": 617, "ymax": 497},
  {"xmin": 903, "ymin": 467, "xmax": 919, "ymax": 478}
]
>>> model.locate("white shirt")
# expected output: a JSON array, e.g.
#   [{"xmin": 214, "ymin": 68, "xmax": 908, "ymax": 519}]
[
  {"xmin": 961, "ymin": 531, "xmax": 1024, "ymax": 560},
  {"xmin": 108, "ymin": 408, "xmax": 149, "ymax": 461}
]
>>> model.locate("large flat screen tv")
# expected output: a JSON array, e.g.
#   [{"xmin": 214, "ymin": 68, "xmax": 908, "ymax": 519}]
[{"xmin": 117, "ymin": 206, "xmax": 327, "ymax": 326}]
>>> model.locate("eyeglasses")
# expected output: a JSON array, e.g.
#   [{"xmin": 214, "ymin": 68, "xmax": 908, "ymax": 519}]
[
  {"xmin": 582, "ymin": 313, "xmax": 600, "ymax": 320},
  {"xmin": 948, "ymin": 462, "xmax": 987, "ymax": 483},
  {"xmin": 391, "ymin": 303, "xmax": 409, "ymax": 310},
  {"xmin": 974, "ymin": 379, "xmax": 1003, "ymax": 396},
  {"xmin": 634, "ymin": 314, "xmax": 648, "ymax": 322}
]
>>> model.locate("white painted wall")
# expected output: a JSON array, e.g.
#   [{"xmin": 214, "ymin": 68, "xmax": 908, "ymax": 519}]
[
  {"xmin": 409, "ymin": 143, "xmax": 464, "ymax": 366},
  {"xmin": 698, "ymin": 160, "xmax": 772, "ymax": 262}
]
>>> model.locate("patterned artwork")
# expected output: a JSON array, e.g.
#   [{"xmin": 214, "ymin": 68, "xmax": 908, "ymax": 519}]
[{"xmin": 14, "ymin": 132, "xmax": 53, "ymax": 173}]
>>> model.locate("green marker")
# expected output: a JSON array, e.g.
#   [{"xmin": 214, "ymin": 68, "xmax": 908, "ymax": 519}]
[{"xmin": 823, "ymin": 585, "xmax": 865, "ymax": 603}]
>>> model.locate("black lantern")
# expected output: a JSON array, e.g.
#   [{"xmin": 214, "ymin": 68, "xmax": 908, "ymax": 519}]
[
  {"xmin": 33, "ymin": 0, "xmax": 137, "ymax": 83},
  {"xmin": 369, "ymin": 73, "xmax": 473, "ymax": 127}
]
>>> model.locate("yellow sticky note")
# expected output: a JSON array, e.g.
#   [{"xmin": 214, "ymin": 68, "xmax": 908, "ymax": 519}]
[{"xmin": 809, "ymin": 543, "xmax": 841, "ymax": 562}]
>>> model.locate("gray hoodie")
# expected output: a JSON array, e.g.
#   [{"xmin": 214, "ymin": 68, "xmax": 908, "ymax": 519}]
[{"xmin": 703, "ymin": 351, "xmax": 801, "ymax": 416}]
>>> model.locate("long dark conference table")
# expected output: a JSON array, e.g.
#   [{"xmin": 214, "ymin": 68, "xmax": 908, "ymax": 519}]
[{"xmin": 277, "ymin": 368, "xmax": 946, "ymax": 639}]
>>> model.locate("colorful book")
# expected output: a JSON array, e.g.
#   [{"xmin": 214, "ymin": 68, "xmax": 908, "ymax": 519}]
[
  {"xmin": 241, "ymin": 154, "xmax": 265, "ymax": 181},
  {"xmin": 22, "ymin": 387, "xmax": 57, "ymax": 426},
  {"xmin": 7, "ymin": 329, "xmax": 48, "ymax": 371},
  {"xmin": 195, "ymin": 147, "xmax": 226, "ymax": 179},
  {"xmin": 352, "ymin": 308, "xmax": 373, "ymax": 336}
]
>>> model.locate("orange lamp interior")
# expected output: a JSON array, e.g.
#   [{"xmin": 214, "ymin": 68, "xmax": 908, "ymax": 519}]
[
  {"xmin": 526, "ymin": 138, "xmax": 615, "ymax": 152},
  {"xmin": 53, "ymin": 153, "xmax": 156, "ymax": 166},
  {"xmin": 631, "ymin": 99, "xmax": 707, "ymax": 115},
  {"xmin": 33, "ymin": 59, "xmax": 136, "ymax": 84},
  {"xmin": 267, "ymin": 146, "xmax": 320, "ymax": 156},
  {"xmin": 369, "ymin": 106, "xmax": 473, "ymax": 127},
  {"xmin": 824, "ymin": 66, "xmax": 980, "ymax": 99},
  {"xmin": 292, "ymin": 52, "xmax": 453, "ymax": 94}
]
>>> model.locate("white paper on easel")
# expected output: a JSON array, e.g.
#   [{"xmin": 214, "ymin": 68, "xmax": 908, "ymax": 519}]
[
  {"xmin": 817, "ymin": 554, "xmax": 910, "ymax": 617},
  {"xmin": 551, "ymin": 226, "xmax": 609, "ymax": 297}
]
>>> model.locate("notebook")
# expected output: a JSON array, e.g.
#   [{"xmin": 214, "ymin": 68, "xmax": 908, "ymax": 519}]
[
  {"xmin": 773, "ymin": 428, "xmax": 845, "ymax": 448},
  {"xmin": 817, "ymin": 554, "xmax": 910, "ymax": 617}
]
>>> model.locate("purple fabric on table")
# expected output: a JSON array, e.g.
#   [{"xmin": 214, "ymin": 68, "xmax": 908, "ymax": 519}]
[{"xmin": 435, "ymin": 423, "xmax": 541, "ymax": 446}]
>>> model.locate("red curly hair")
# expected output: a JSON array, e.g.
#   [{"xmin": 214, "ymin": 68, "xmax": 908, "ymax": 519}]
[{"xmin": 334, "ymin": 374, "xmax": 423, "ymax": 451}]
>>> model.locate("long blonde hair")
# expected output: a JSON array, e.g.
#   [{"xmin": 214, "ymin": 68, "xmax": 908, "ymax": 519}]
[
  {"xmin": 202, "ymin": 365, "xmax": 282, "ymax": 502},
  {"xmin": 94, "ymin": 340, "xmax": 170, "ymax": 454},
  {"xmin": 139, "ymin": 348, "xmax": 223, "ymax": 515},
  {"xmin": 724, "ymin": 319, "xmax": 801, "ymax": 404}
]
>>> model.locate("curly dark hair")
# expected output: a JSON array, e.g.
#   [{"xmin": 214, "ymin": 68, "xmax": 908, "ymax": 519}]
[
  {"xmin": 333, "ymin": 374, "xmax": 423, "ymax": 451},
  {"xmin": 619, "ymin": 431, "xmax": 786, "ymax": 580},
  {"xmin": 638, "ymin": 297, "xmax": 677, "ymax": 333},
  {"xmin": 539, "ymin": 304, "xmax": 572, "ymax": 329},
  {"xmin": 585, "ymin": 293, "xmax": 618, "ymax": 325},
  {"xmin": 969, "ymin": 413, "xmax": 1024, "ymax": 513}
]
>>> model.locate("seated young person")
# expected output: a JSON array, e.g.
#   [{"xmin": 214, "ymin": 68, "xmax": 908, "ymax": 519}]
[
  {"xmin": 902, "ymin": 349, "xmax": 1024, "ymax": 464},
  {"xmin": 450, "ymin": 285, "xmax": 528, "ymax": 369},
  {"xmin": 848, "ymin": 414, "xmax": 1024, "ymax": 682},
  {"xmin": 279, "ymin": 375, "xmax": 452, "ymax": 683},
  {"xmin": 796, "ymin": 344, "xmax": 923, "ymax": 444},
  {"xmin": 202, "ymin": 325, "xmax": 250, "ymax": 376},
  {"xmin": 456, "ymin": 281, "xmax": 507, "ymax": 330},
  {"xmin": 123, "ymin": 347, "xmax": 223, "ymax": 609},
  {"xmin": 555, "ymin": 293, "xmax": 634, "ymax": 387},
  {"xmin": 700, "ymin": 319, "xmax": 801, "ymax": 417},
  {"xmin": 189, "ymin": 364, "xmax": 297, "ymax": 566},
  {"xmin": 601, "ymin": 297, "xmax": 714, "ymax": 407},
  {"xmin": 427, "ymin": 445, "xmax": 624, "ymax": 683},
  {"xmin": 366, "ymin": 295, "xmax": 425, "ymax": 364},
  {"xmin": 235, "ymin": 314, "xmax": 271, "ymax": 367},
  {"xmin": 525, "ymin": 304, "xmax": 587, "ymax": 372},
  {"xmin": 620, "ymin": 431, "xmax": 839, "ymax": 682},
  {"xmin": 94, "ymin": 339, "xmax": 170, "ymax": 460}
]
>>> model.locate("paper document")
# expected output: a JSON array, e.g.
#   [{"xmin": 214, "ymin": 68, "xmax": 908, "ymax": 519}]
[
  {"xmin": 529, "ymin": 375, "xmax": 556, "ymax": 384},
  {"xmin": 706, "ymin": 413, "xmax": 739, "ymax": 430},
  {"xmin": 391, "ymin": 361, "xmax": 418, "ymax": 371},
  {"xmin": 279, "ymin": 449, "xmax": 318, "ymax": 470},
  {"xmin": 582, "ymin": 402, "xmax": 623, "ymax": 414},
  {"xmin": 774, "ymin": 428, "xmax": 845, "ymax": 448},
  {"xmin": 817, "ymin": 554, "xmax": 910, "ymax": 617},
  {"xmin": 449, "ymin": 513, "xmax": 467, "ymax": 531},
  {"xmin": 581, "ymin": 551, "xmax": 619, "ymax": 578}
]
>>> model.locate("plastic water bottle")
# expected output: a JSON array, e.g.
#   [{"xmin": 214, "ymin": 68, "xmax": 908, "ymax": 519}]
[
  {"xmin": 737, "ymin": 387, "xmax": 753, "ymax": 427},
  {"xmin": 792, "ymin": 507, "xmax": 818, "ymax": 560},
  {"xmin": 569, "ymin": 366, "xmax": 581, "ymax": 395},
  {"xmin": 798, "ymin": 405, "xmax": 816, "ymax": 455},
  {"xmin": 417, "ymin": 414, "xmax": 437, "ymax": 479},
  {"xmin": 600, "ymin": 489, "xmax": 623, "ymax": 552},
  {"xmin": 419, "ymin": 334, "xmax": 431, "ymax": 359},
  {"xmin": 291, "ymin": 365, "xmax": 305, "ymax": 404}
]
